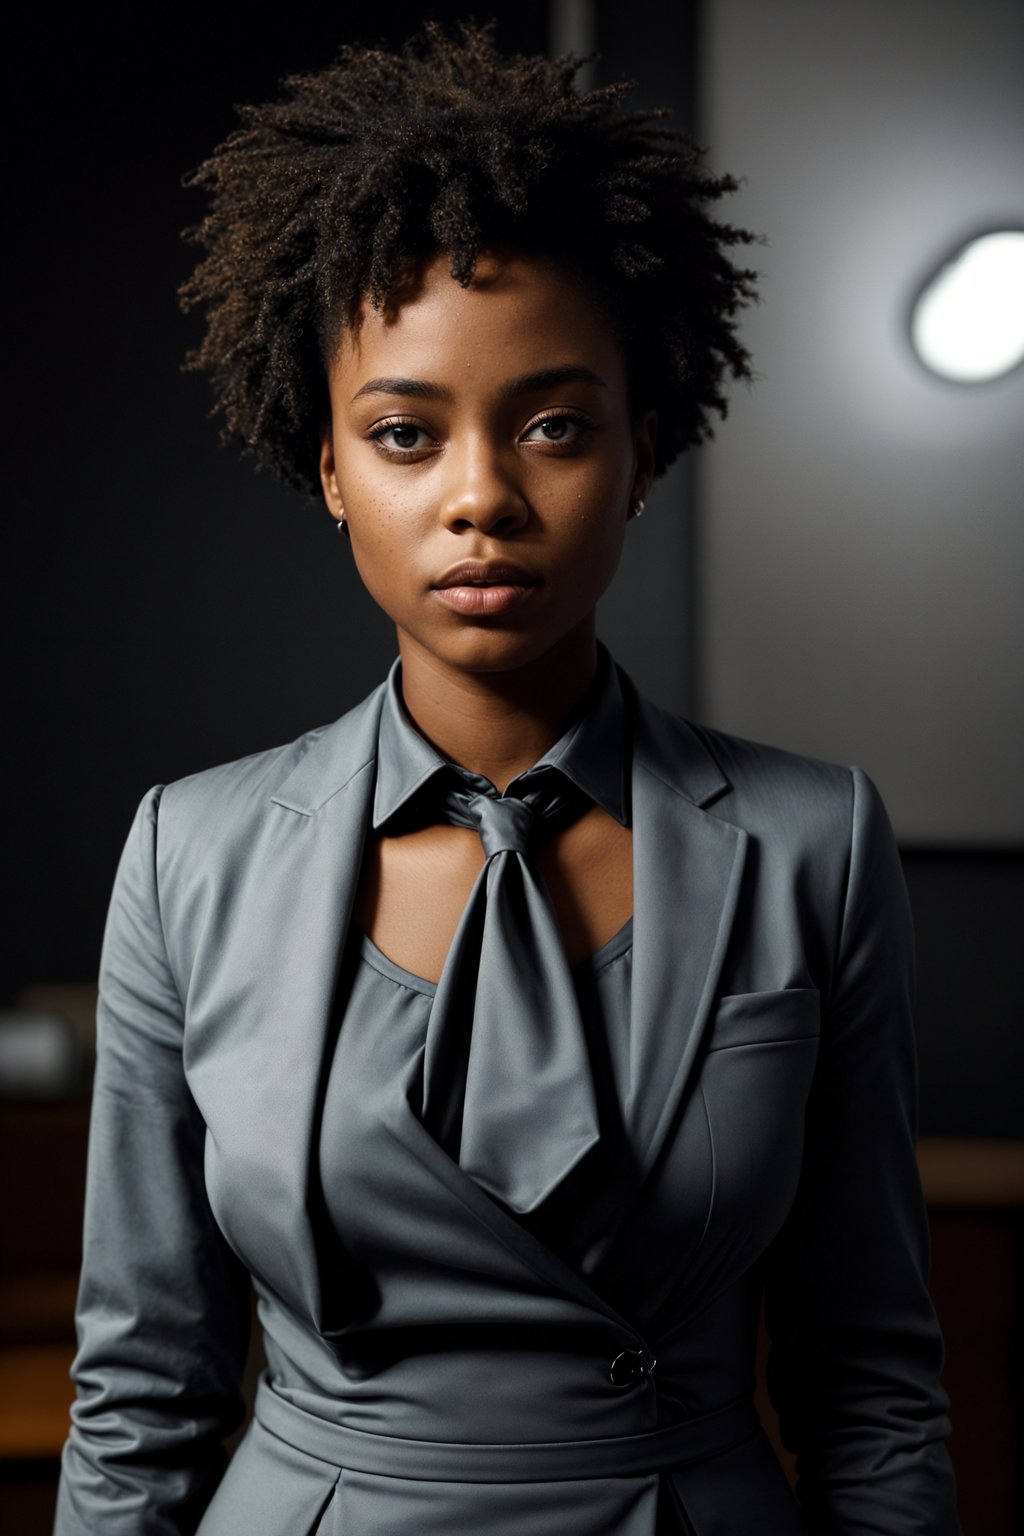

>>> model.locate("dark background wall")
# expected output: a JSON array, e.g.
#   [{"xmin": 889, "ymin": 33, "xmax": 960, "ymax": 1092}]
[
  {"xmin": 3, "ymin": 0, "xmax": 698, "ymax": 990},
  {"xmin": 1, "ymin": 4, "xmax": 566, "ymax": 991}
]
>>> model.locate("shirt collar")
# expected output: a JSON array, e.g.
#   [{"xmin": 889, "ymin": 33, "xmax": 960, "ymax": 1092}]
[{"xmin": 373, "ymin": 644, "xmax": 629, "ymax": 830}]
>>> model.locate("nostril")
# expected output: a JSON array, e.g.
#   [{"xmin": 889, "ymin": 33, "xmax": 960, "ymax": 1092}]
[
  {"xmin": 450, "ymin": 515, "xmax": 508, "ymax": 533},
  {"xmin": 442, "ymin": 501, "xmax": 529, "ymax": 533}
]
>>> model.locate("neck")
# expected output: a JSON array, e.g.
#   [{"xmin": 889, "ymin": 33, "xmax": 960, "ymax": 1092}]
[{"xmin": 396, "ymin": 627, "xmax": 600, "ymax": 791}]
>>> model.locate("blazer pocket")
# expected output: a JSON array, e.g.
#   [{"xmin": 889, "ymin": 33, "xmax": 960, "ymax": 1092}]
[
  {"xmin": 697, "ymin": 989, "xmax": 822, "ymax": 1262},
  {"xmin": 705, "ymin": 987, "xmax": 820, "ymax": 1054}
]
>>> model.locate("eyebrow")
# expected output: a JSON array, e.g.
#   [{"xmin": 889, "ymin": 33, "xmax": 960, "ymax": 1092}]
[{"xmin": 350, "ymin": 364, "xmax": 608, "ymax": 405}]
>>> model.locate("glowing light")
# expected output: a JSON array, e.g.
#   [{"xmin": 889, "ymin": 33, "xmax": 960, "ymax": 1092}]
[{"xmin": 910, "ymin": 230, "xmax": 1024, "ymax": 383}]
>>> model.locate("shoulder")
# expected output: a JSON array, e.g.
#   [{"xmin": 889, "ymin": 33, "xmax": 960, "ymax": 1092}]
[
  {"xmin": 691, "ymin": 718, "xmax": 855, "ymax": 825},
  {"xmin": 625, "ymin": 688, "xmax": 904, "ymax": 900},
  {"xmin": 149, "ymin": 680, "xmax": 387, "ymax": 862},
  {"xmin": 630, "ymin": 697, "xmax": 909, "ymax": 994},
  {"xmin": 632, "ymin": 688, "xmax": 907, "ymax": 921},
  {"xmin": 629, "ymin": 684, "xmax": 858, "ymax": 832},
  {"xmin": 159, "ymin": 723, "xmax": 329, "ymax": 826},
  {"xmin": 690, "ymin": 719, "xmax": 900, "ymax": 884}
]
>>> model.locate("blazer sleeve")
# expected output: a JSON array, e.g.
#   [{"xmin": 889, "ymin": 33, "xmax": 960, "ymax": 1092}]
[
  {"xmin": 762, "ymin": 767, "xmax": 961, "ymax": 1534},
  {"xmin": 55, "ymin": 786, "xmax": 252, "ymax": 1536}
]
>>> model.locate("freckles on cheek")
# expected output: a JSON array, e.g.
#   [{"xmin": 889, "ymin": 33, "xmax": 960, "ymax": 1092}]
[
  {"xmin": 353, "ymin": 491, "xmax": 394, "ymax": 538},
  {"xmin": 352, "ymin": 499, "xmax": 412, "ymax": 573}
]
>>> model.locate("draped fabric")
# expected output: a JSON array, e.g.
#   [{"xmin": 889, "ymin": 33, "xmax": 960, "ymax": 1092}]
[
  {"xmin": 322, "ymin": 918, "xmax": 634, "ymax": 1275},
  {"xmin": 373, "ymin": 649, "xmax": 631, "ymax": 1213}
]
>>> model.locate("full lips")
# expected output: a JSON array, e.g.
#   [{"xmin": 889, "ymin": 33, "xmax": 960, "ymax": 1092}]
[{"xmin": 432, "ymin": 582, "xmax": 539, "ymax": 617}]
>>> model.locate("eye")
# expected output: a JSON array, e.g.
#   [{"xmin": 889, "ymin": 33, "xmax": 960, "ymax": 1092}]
[
  {"xmin": 367, "ymin": 418, "xmax": 433, "ymax": 456},
  {"xmin": 520, "ymin": 412, "xmax": 594, "ymax": 448}
]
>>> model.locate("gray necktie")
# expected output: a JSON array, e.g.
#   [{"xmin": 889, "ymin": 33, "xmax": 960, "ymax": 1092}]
[{"xmin": 419, "ymin": 765, "xmax": 602, "ymax": 1214}]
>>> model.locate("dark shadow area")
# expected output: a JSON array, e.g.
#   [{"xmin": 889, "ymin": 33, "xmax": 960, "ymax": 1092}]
[
  {"xmin": 2, "ymin": 4, "xmax": 552, "ymax": 997},
  {"xmin": 903, "ymin": 849, "xmax": 1024, "ymax": 1139}
]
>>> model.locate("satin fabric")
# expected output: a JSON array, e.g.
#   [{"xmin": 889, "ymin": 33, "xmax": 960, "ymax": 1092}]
[
  {"xmin": 418, "ymin": 773, "xmax": 602, "ymax": 1213},
  {"xmin": 324, "ymin": 918, "xmax": 633, "ymax": 1292},
  {"xmin": 380, "ymin": 654, "xmax": 624, "ymax": 1214},
  {"xmin": 55, "ymin": 657, "xmax": 961, "ymax": 1535}
]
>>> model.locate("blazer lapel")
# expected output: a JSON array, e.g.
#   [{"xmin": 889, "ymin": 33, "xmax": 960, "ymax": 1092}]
[
  {"xmin": 195, "ymin": 684, "xmax": 385, "ymax": 1332},
  {"xmin": 385, "ymin": 1094, "xmax": 641, "ymax": 1329},
  {"xmin": 199, "ymin": 670, "xmax": 746, "ymax": 1338},
  {"xmin": 625, "ymin": 682, "xmax": 748, "ymax": 1183},
  {"xmin": 382, "ymin": 677, "xmax": 749, "ymax": 1325}
]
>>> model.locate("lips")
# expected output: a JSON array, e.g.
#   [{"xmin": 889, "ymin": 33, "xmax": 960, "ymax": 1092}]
[
  {"xmin": 431, "ymin": 559, "xmax": 540, "ymax": 617},
  {"xmin": 432, "ymin": 560, "xmax": 539, "ymax": 591}
]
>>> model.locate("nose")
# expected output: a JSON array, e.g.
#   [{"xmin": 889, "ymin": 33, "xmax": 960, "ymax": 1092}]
[{"xmin": 439, "ymin": 438, "xmax": 529, "ymax": 536}]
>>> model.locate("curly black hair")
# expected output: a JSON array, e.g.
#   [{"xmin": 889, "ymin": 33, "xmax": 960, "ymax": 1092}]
[{"xmin": 179, "ymin": 19, "xmax": 758, "ymax": 498}]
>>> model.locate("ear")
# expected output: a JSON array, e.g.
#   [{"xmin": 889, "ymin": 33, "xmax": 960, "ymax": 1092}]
[
  {"xmin": 319, "ymin": 424, "xmax": 345, "ymax": 525},
  {"xmin": 631, "ymin": 409, "xmax": 658, "ymax": 509}
]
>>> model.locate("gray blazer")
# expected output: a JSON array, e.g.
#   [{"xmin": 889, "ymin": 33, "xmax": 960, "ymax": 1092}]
[{"xmin": 55, "ymin": 669, "xmax": 959, "ymax": 1535}]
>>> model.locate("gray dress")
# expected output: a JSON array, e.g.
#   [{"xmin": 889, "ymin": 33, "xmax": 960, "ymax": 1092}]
[{"xmin": 322, "ymin": 915, "xmax": 635, "ymax": 1324}]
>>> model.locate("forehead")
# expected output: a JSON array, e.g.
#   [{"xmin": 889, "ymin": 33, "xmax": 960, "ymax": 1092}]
[{"xmin": 331, "ymin": 250, "xmax": 627, "ymax": 393}]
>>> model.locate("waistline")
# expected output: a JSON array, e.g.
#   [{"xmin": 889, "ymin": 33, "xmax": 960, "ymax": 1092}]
[{"xmin": 253, "ymin": 1377, "xmax": 758, "ymax": 1483}]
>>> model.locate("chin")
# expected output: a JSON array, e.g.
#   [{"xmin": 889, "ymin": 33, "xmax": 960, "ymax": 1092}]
[{"xmin": 416, "ymin": 625, "xmax": 575, "ymax": 677}]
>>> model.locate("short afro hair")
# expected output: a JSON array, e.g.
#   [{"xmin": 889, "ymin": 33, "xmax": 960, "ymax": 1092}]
[{"xmin": 179, "ymin": 19, "xmax": 758, "ymax": 498}]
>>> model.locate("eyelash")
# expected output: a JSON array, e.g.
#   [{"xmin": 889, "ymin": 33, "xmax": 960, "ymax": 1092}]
[
  {"xmin": 523, "ymin": 411, "xmax": 595, "ymax": 449},
  {"xmin": 366, "ymin": 410, "xmax": 596, "ymax": 459},
  {"xmin": 366, "ymin": 418, "xmax": 434, "ymax": 457}
]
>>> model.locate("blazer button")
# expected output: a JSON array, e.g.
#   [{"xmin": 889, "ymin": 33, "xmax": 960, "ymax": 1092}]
[{"xmin": 609, "ymin": 1348, "xmax": 656, "ymax": 1387}]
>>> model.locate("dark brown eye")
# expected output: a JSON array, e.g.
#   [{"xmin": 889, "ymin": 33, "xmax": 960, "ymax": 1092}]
[
  {"xmin": 522, "ymin": 413, "xmax": 591, "ymax": 445},
  {"xmin": 369, "ymin": 419, "xmax": 430, "ymax": 454}
]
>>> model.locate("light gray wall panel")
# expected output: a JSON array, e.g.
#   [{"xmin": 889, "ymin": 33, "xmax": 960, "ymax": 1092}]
[{"xmin": 697, "ymin": 0, "xmax": 1024, "ymax": 842}]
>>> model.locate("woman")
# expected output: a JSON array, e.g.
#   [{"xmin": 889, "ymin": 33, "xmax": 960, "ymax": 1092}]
[{"xmin": 55, "ymin": 22, "xmax": 960, "ymax": 1536}]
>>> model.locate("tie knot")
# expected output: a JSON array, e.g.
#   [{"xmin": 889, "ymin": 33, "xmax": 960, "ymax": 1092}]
[{"xmin": 469, "ymin": 794, "xmax": 535, "ymax": 859}]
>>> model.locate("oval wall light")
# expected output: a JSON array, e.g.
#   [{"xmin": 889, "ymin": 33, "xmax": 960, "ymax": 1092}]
[{"xmin": 909, "ymin": 228, "xmax": 1024, "ymax": 383}]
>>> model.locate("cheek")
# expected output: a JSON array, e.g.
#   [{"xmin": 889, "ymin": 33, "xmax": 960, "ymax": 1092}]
[
  {"xmin": 346, "ymin": 504, "xmax": 427, "ymax": 617},
  {"xmin": 587, "ymin": 519, "xmax": 628, "ymax": 598},
  {"xmin": 544, "ymin": 453, "xmax": 627, "ymax": 529},
  {"xmin": 569, "ymin": 485, "xmax": 629, "ymax": 569},
  {"xmin": 344, "ymin": 479, "xmax": 410, "ymax": 551},
  {"xmin": 348, "ymin": 524, "xmax": 402, "ymax": 597}
]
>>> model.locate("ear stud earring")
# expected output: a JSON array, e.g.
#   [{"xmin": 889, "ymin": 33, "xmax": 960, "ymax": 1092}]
[{"xmin": 631, "ymin": 498, "xmax": 646, "ymax": 519}]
